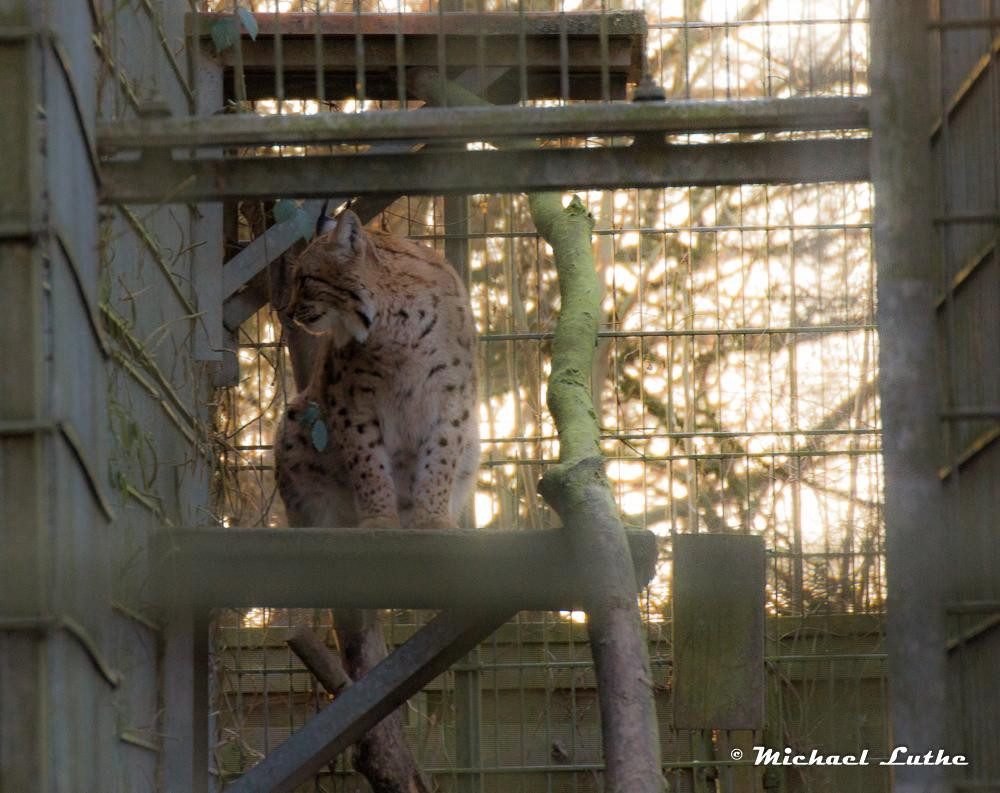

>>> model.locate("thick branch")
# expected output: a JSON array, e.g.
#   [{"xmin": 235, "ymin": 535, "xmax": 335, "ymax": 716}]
[
  {"xmin": 530, "ymin": 199, "xmax": 665, "ymax": 792},
  {"xmin": 500, "ymin": 108, "xmax": 663, "ymax": 790},
  {"xmin": 530, "ymin": 193, "xmax": 602, "ymax": 464},
  {"xmin": 287, "ymin": 625, "xmax": 351, "ymax": 696}
]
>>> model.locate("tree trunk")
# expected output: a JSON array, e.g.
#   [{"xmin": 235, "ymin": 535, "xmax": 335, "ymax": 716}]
[
  {"xmin": 405, "ymin": 71, "xmax": 665, "ymax": 792},
  {"xmin": 531, "ymin": 195, "xmax": 665, "ymax": 793}
]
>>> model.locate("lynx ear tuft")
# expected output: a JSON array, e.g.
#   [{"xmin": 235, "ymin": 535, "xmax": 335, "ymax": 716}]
[
  {"xmin": 333, "ymin": 209, "xmax": 364, "ymax": 255},
  {"xmin": 315, "ymin": 200, "xmax": 338, "ymax": 238}
]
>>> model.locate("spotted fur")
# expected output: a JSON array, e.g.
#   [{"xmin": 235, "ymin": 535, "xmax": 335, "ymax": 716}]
[{"xmin": 275, "ymin": 209, "xmax": 479, "ymax": 530}]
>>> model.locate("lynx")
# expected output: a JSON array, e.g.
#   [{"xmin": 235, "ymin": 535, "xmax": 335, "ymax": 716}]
[{"xmin": 275, "ymin": 208, "xmax": 479, "ymax": 531}]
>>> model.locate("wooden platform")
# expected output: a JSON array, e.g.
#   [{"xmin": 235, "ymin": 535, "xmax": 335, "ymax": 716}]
[
  {"xmin": 150, "ymin": 526, "xmax": 658, "ymax": 610},
  {"xmin": 188, "ymin": 11, "xmax": 646, "ymax": 101}
]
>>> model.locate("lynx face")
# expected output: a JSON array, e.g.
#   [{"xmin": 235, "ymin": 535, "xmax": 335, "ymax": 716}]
[{"xmin": 287, "ymin": 211, "xmax": 378, "ymax": 347}]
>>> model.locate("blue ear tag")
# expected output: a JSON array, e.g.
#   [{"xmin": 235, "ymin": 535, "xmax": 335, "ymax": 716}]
[
  {"xmin": 310, "ymin": 419, "xmax": 329, "ymax": 453},
  {"xmin": 299, "ymin": 401, "xmax": 328, "ymax": 452},
  {"xmin": 301, "ymin": 401, "xmax": 319, "ymax": 426}
]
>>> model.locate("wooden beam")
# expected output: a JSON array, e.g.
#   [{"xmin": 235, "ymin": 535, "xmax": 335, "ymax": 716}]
[
  {"xmin": 187, "ymin": 11, "xmax": 646, "ymax": 38},
  {"xmin": 100, "ymin": 97, "xmax": 870, "ymax": 152},
  {"xmin": 149, "ymin": 527, "xmax": 659, "ymax": 610},
  {"xmin": 102, "ymin": 138, "xmax": 871, "ymax": 204},
  {"xmin": 225, "ymin": 607, "xmax": 512, "ymax": 793},
  {"xmin": 221, "ymin": 199, "xmax": 324, "ymax": 302}
]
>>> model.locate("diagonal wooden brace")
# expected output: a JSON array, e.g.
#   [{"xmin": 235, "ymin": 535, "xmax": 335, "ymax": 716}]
[{"xmin": 225, "ymin": 607, "xmax": 512, "ymax": 793}]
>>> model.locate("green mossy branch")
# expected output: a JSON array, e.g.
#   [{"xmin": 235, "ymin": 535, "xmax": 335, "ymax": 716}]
[
  {"xmin": 527, "ymin": 190, "xmax": 666, "ymax": 793},
  {"xmin": 528, "ymin": 193, "xmax": 603, "ymax": 466}
]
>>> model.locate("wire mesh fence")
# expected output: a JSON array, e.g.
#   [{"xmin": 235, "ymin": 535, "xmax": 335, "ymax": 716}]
[{"xmin": 206, "ymin": 1, "xmax": 887, "ymax": 791}]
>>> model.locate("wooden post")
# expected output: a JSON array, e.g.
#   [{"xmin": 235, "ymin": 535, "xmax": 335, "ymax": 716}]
[
  {"xmin": 870, "ymin": 3, "xmax": 949, "ymax": 793},
  {"xmin": 442, "ymin": 191, "xmax": 483, "ymax": 793},
  {"xmin": 162, "ymin": 607, "xmax": 210, "ymax": 793},
  {"xmin": 191, "ymin": 40, "xmax": 224, "ymax": 365}
]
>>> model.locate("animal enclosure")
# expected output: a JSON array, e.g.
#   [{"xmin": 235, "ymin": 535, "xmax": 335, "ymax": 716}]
[
  {"xmin": 2, "ymin": 1, "xmax": 997, "ymax": 793},
  {"xmin": 204, "ymin": 3, "xmax": 882, "ymax": 791}
]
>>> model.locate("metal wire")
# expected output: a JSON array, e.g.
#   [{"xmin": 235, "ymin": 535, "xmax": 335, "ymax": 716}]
[{"xmin": 208, "ymin": 1, "xmax": 887, "ymax": 791}]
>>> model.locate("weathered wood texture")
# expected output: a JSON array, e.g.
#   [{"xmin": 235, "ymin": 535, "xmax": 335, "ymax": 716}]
[
  {"xmin": 907, "ymin": 1, "xmax": 1000, "ymax": 788},
  {"xmin": 150, "ymin": 527, "xmax": 658, "ymax": 609},
  {"xmin": 101, "ymin": 138, "xmax": 871, "ymax": 204},
  {"xmin": 870, "ymin": 4, "xmax": 949, "ymax": 793},
  {"xmin": 88, "ymin": 1, "xmax": 221, "ymax": 790},
  {"xmin": 0, "ymin": 8, "xmax": 47, "ymax": 791},
  {"xmin": 99, "ymin": 97, "xmax": 869, "ymax": 150},
  {"xmin": 0, "ymin": 1, "xmax": 120, "ymax": 790},
  {"xmin": 671, "ymin": 533, "xmax": 765, "ymax": 730}
]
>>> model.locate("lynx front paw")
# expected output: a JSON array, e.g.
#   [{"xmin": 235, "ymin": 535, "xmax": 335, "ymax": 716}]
[{"xmin": 358, "ymin": 515, "xmax": 401, "ymax": 529}]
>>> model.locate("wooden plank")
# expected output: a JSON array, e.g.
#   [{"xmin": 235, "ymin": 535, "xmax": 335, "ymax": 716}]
[
  {"xmin": 672, "ymin": 533, "xmax": 765, "ymax": 730},
  {"xmin": 186, "ymin": 11, "xmax": 647, "ymax": 39},
  {"xmin": 99, "ymin": 97, "xmax": 870, "ymax": 152},
  {"xmin": 221, "ymin": 198, "xmax": 325, "ymax": 301},
  {"xmin": 150, "ymin": 527, "xmax": 659, "ymax": 610},
  {"xmin": 226, "ymin": 607, "xmax": 513, "ymax": 793},
  {"xmin": 101, "ymin": 138, "xmax": 872, "ymax": 204}
]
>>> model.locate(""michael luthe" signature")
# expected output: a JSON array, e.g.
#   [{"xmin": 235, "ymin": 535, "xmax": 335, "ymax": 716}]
[{"xmin": 750, "ymin": 746, "xmax": 969, "ymax": 767}]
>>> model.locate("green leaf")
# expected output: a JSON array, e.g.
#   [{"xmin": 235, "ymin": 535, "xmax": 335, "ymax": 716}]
[
  {"xmin": 236, "ymin": 7, "xmax": 258, "ymax": 40},
  {"xmin": 273, "ymin": 199, "xmax": 298, "ymax": 224},
  {"xmin": 210, "ymin": 17, "xmax": 239, "ymax": 53},
  {"xmin": 293, "ymin": 208, "xmax": 314, "ymax": 242},
  {"xmin": 311, "ymin": 418, "xmax": 329, "ymax": 453}
]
